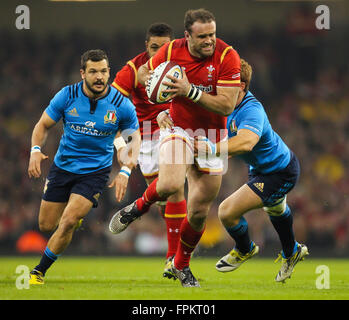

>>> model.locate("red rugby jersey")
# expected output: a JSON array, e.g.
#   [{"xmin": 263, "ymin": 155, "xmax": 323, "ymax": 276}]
[
  {"xmin": 148, "ymin": 38, "xmax": 241, "ymax": 142},
  {"xmin": 112, "ymin": 51, "xmax": 170, "ymax": 137}
]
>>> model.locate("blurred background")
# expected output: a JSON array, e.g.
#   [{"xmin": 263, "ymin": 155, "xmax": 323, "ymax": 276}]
[{"xmin": 0, "ymin": 0, "xmax": 348, "ymax": 258}]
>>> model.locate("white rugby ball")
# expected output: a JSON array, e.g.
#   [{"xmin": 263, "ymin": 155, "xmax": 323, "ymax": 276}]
[{"xmin": 146, "ymin": 61, "xmax": 183, "ymax": 104}]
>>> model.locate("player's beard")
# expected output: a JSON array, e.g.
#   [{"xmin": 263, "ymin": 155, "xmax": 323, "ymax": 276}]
[
  {"xmin": 84, "ymin": 78, "xmax": 108, "ymax": 96},
  {"xmin": 193, "ymin": 41, "xmax": 216, "ymax": 59}
]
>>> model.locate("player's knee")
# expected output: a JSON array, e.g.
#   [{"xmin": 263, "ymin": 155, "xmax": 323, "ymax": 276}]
[
  {"xmin": 39, "ymin": 221, "xmax": 57, "ymax": 233},
  {"xmin": 218, "ymin": 202, "xmax": 241, "ymax": 227},
  {"xmin": 218, "ymin": 201, "xmax": 232, "ymax": 224},
  {"xmin": 263, "ymin": 197, "xmax": 287, "ymax": 217},
  {"xmin": 157, "ymin": 180, "xmax": 183, "ymax": 198},
  {"xmin": 58, "ymin": 215, "xmax": 80, "ymax": 233}
]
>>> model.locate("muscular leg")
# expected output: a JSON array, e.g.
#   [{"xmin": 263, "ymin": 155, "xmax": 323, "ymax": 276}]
[
  {"xmin": 33, "ymin": 194, "xmax": 93, "ymax": 276},
  {"xmin": 174, "ymin": 167, "xmax": 222, "ymax": 270},
  {"xmin": 136, "ymin": 138, "xmax": 190, "ymax": 212},
  {"xmin": 186, "ymin": 167, "xmax": 222, "ymax": 231},
  {"xmin": 218, "ymin": 184, "xmax": 263, "ymax": 227},
  {"xmin": 145, "ymin": 175, "xmax": 186, "ymax": 259},
  {"xmin": 47, "ymin": 193, "xmax": 93, "ymax": 254},
  {"xmin": 38, "ymin": 200, "xmax": 67, "ymax": 233},
  {"xmin": 144, "ymin": 176, "xmax": 186, "ymax": 215},
  {"xmin": 218, "ymin": 184, "xmax": 263, "ymax": 254}
]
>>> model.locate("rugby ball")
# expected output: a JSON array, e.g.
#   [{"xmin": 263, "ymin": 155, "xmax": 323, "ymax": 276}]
[{"xmin": 146, "ymin": 61, "xmax": 183, "ymax": 103}]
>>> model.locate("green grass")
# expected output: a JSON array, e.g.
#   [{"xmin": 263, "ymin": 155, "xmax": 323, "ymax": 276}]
[{"xmin": 0, "ymin": 256, "xmax": 348, "ymax": 300}]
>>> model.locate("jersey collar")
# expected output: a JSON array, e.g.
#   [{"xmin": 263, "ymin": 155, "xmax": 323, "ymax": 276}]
[{"xmin": 234, "ymin": 91, "xmax": 253, "ymax": 111}]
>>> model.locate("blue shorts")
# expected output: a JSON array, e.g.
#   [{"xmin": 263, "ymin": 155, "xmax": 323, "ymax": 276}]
[
  {"xmin": 247, "ymin": 152, "xmax": 300, "ymax": 207},
  {"xmin": 42, "ymin": 162, "xmax": 112, "ymax": 208}
]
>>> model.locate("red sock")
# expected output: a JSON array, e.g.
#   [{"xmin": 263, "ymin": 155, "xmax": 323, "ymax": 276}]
[
  {"xmin": 136, "ymin": 178, "xmax": 166, "ymax": 214},
  {"xmin": 164, "ymin": 200, "xmax": 187, "ymax": 259},
  {"xmin": 174, "ymin": 216, "xmax": 205, "ymax": 270}
]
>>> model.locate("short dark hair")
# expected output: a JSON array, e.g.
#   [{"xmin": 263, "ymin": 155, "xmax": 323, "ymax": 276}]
[
  {"xmin": 184, "ymin": 8, "xmax": 215, "ymax": 33},
  {"xmin": 81, "ymin": 49, "xmax": 109, "ymax": 70},
  {"xmin": 146, "ymin": 23, "xmax": 174, "ymax": 41}
]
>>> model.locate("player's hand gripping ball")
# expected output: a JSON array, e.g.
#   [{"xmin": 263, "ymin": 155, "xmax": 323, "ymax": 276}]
[{"xmin": 146, "ymin": 61, "xmax": 183, "ymax": 103}]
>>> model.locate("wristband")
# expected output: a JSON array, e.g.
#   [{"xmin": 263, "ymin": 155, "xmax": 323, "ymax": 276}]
[
  {"xmin": 186, "ymin": 84, "xmax": 202, "ymax": 103},
  {"xmin": 114, "ymin": 137, "xmax": 126, "ymax": 151},
  {"xmin": 119, "ymin": 166, "xmax": 131, "ymax": 178},
  {"xmin": 31, "ymin": 145, "xmax": 41, "ymax": 154}
]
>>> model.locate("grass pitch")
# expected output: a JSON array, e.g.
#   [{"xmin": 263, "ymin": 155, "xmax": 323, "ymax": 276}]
[{"xmin": 0, "ymin": 256, "xmax": 348, "ymax": 300}]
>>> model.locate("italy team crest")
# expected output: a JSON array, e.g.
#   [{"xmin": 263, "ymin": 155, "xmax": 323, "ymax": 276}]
[
  {"xmin": 230, "ymin": 119, "xmax": 237, "ymax": 134},
  {"xmin": 104, "ymin": 110, "xmax": 117, "ymax": 124}
]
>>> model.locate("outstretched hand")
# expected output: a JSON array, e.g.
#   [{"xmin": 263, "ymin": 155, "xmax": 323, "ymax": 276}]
[{"xmin": 28, "ymin": 152, "xmax": 49, "ymax": 178}]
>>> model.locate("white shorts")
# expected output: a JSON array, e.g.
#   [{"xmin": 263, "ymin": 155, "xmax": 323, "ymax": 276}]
[
  {"xmin": 159, "ymin": 126, "xmax": 228, "ymax": 175},
  {"xmin": 138, "ymin": 138, "xmax": 160, "ymax": 179}
]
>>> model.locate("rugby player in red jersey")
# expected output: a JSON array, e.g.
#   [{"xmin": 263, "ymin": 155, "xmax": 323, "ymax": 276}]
[
  {"xmin": 111, "ymin": 23, "xmax": 186, "ymax": 278},
  {"xmin": 109, "ymin": 9, "xmax": 241, "ymax": 287}
]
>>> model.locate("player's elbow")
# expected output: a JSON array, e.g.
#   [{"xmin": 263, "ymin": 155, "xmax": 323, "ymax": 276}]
[
  {"xmin": 242, "ymin": 142, "xmax": 255, "ymax": 153},
  {"xmin": 239, "ymin": 139, "xmax": 257, "ymax": 153}
]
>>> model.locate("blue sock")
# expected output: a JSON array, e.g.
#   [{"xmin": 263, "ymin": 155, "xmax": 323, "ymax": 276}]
[
  {"xmin": 34, "ymin": 246, "xmax": 60, "ymax": 275},
  {"xmin": 225, "ymin": 217, "xmax": 252, "ymax": 254},
  {"xmin": 269, "ymin": 205, "xmax": 296, "ymax": 258}
]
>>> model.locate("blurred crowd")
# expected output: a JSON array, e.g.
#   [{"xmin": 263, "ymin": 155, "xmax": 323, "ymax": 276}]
[{"xmin": 1, "ymin": 7, "xmax": 348, "ymax": 257}]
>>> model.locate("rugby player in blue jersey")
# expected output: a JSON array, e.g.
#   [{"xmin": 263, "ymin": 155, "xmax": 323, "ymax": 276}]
[
  {"xmin": 159, "ymin": 59, "xmax": 308, "ymax": 282},
  {"xmin": 195, "ymin": 59, "xmax": 308, "ymax": 282},
  {"xmin": 27, "ymin": 49, "xmax": 141, "ymax": 284}
]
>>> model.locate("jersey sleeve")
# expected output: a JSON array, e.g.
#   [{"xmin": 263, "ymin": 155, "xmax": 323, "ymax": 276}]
[
  {"xmin": 118, "ymin": 98, "xmax": 139, "ymax": 135},
  {"xmin": 111, "ymin": 62, "xmax": 136, "ymax": 97},
  {"xmin": 217, "ymin": 47, "xmax": 241, "ymax": 88},
  {"xmin": 44, "ymin": 86, "xmax": 69, "ymax": 122},
  {"xmin": 237, "ymin": 104, "xmax": 264, "ymax": 137},
  {"xmin": 147, "ymin": 41, "xmax": 170, "ymax": 70}
]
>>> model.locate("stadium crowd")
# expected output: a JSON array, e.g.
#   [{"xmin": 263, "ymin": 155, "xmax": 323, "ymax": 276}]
[{"xmin": 1, "ymin": 12, "xmax": 348, "ymax": 257}]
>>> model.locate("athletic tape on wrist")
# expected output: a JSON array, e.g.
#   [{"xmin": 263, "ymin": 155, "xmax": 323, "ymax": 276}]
[
  {"xmin": 119, "ymin": 166, "xmax": 131, "ymax": 178},
  {"xmin": 187, "ymin": 84, "xmax": 202, "ymax": 103},
  {"xmin": 31, "ymin": 145, "xmax": 41, "ymax": 154}
]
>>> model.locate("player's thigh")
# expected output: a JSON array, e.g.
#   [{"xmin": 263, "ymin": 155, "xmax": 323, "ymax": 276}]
[
  {"xmin": 157, "ymin": 162, "xmax": 187, "ymax": 196},
  {"xmin": 158, "ymin": 137, "xmax": 189, "ymax": 194},
  {"xmin": 218, "ymin": 184, "xmax": 263, "ymax": 222},
  {"xmin": 186, "ymin": 167, "xmax": 222, "ymax": 219},
  {"xmin": 159, "ymin": 135, "xmax": 193, "ymax": 168},
  {"xmin": 58, "ymin": 193, "xmax": 93, "ymax": 230},
  {"xmin": 38, "ymin": 200, "xmax": 67, "ymax": 231}
]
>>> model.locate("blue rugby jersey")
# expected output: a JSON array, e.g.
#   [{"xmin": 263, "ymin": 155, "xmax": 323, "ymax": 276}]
[
  {"xmin": 45, "ymin": 81, "xmax": 139, "ymax": 174},
  {"xmin": 227, "ymin": 91, "xmax": 290, "ymax": 174}
]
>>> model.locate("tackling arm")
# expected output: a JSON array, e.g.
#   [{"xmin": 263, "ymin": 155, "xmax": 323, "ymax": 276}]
[{"xmin": 216, "ymin": 129, "xmax": 260, "ymax": 156}]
